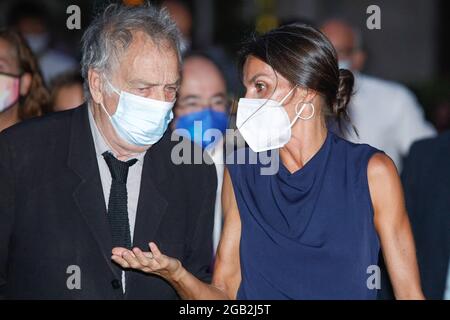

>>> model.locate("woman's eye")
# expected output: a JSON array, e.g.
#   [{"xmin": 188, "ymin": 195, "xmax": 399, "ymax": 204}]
[{"xmin": 255, "ymin": 82, "xmax": 266, "ymax": 92}]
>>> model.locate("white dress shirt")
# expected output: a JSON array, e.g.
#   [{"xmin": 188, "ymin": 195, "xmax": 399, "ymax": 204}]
[
  {"xmin": 206, "ymin": 139, "xmax": 224, "ymax": 254},
  {"xmin": 88, "ymin": 106, "xmax": 146, "ymax": 292},
  {"xmin": 344, "ymin": 73, "xmax": 436, "ymax": 171}
]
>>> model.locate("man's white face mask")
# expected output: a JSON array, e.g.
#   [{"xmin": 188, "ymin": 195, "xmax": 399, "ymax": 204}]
[{"xmin": 100, "ymin": 79, "xmax": 175, "ymax": 147}]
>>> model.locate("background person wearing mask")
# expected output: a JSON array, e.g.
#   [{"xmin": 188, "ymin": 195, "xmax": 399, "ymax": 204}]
[
  {"xmin": 321, "ymin": 19, "xmax": 436, "ymax": 171},
  {"xmin": 172, "ymin": 53, "xmax": 229, "ymax": 255},
  {"xmin": 49, "ymin": 71, "xmax": 85, "ymax": 112},
  {"xmin": 0, "ymin": 4, "xmax": 216, "ymax": 299},
  {"xmin": 7, "ymin": 0, "xmax": 78, "ymax": 84},
  {"xmin": 0, "ymin": 28, "xmax": 49, "ymax": 132},
  {"xmin": 161, "ymin": 0, "xmax": 193, "ymax": 55}
]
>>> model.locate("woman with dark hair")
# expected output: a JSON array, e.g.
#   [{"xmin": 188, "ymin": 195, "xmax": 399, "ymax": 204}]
[
  {"xmin": 111, "ymin": 24, "xmax": 424, "ymax": 299},
  {"xmin": 0, "ymin": 29, "xmax": 49, "ymax": 132}
]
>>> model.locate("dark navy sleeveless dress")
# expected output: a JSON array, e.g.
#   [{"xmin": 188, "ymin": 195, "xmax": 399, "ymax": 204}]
[{"xmin": 226, "ymin": 131, "xmax": 382, "ymax": 300}]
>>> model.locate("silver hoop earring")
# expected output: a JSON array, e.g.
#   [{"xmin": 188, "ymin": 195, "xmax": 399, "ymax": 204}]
[{"xmin": 295, "ymin": 102, "xmax": 315, "ymax": 120}]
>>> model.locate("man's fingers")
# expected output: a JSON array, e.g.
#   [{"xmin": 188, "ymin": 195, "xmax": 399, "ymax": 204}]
[
  {"xmin": 142, "ymin": 252, "xmax": 154, "ymax": 259},
  {"xmin": 149, "ymin": 242, "xmax": 162, "ymax": 258},
  {"xmin": 112, "ymin": 247, "xmax": 128, "ymax": 256},
  {"xmin": 122, "ymin": 250, "xmax": 142, "ymax": 269},
  {"xmin": 149, "ymin": 242, "xmax": 168, "ymax": 266},
  {"xmin": 132, "ymin": 247, "xmax": 151, "ymax": 266},
  {"xmin": 111, "ymin": 255, "xmax": 130, "ymax": 268}
]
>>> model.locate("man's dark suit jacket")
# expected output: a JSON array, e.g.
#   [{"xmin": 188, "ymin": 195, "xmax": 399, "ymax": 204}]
[
  {"xmin": 0, "ymin": 104, "xmax": 217, "ymax": 299},
  {"xmin": 401, "ymin": 131, "xmax": 450, "ymax": 299}
]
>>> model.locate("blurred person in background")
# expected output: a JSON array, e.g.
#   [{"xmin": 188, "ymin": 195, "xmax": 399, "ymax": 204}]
[
  {"xmin": 8, "ymin": 0, "xmax": 78, "ymax": 84},
  {"xmin": 321, "ymin": 19, "xmax": 436, "ymax": 171},
  {"xmin": 401, "ymin": 132, "xmax": 450, "ymax": 299},
  {"xmin": 0, "ymin": 28, "xmax": 49, "ymax": 132},
  {"xmin": 161, "ymin": 0, "xmax": 192, "ymax": 54},
  {"xmin": 49, "ymin": 71, "xmax": 84, "ymax": 112},
  {"xmin": 432, "ymin": 97, "xmax": 450, "ymax": 133},
  {"xmin": 172, "ymin": 53, "xmax": 229, "ymax": 255},
  {"xmin": 162, "ymin": 0, "xmax": 241, "ymax": 95}
]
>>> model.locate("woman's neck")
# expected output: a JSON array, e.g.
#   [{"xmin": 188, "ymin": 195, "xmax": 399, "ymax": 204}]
[
  {"xmin": 279, "ymin": 118, "xmax": 328, "ymax": 174},
  {"xmin": 0, "ymin": 104, "xmax": 20, "ymax": 132}
]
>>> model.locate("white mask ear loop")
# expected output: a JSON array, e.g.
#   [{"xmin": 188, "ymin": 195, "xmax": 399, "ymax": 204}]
[
  {"xmin": 99, "ymin": 78, "xmax": 121, "ymax": 118},
  {"xmin": 279, "ymin": 85, "xmax": 298, "ymax": 105},
  {"xmin": 105, "ymin": 78, "xmax": 121, "ymax": 96},
  {"xmin": 289, "ymin": 101, "xmax": 315, "ymax": 128},
  {"xmin": 99, "ymin": 102, "xmax": 112, "ymax": 119},
  {"xmin": 99, "ymin": 100, "xmax": 136, "ymax": 145},
  {"xmin": 237, "ymin": 85, "xmax": 298, "ymax": 130}
]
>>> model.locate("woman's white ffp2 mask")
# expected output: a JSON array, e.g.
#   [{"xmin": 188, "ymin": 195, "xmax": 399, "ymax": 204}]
[{"xmin": 236, "ymin": 86, "xmax": 314, "ymax": 152}]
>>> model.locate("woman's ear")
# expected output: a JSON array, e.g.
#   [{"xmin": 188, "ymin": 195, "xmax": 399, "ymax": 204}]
[
  {"xmin": 19, "ymin": 73, "xmax": 32, "ymax": 96},
  {"xmin": 295, "ymin": 87, "xmax": 316, "ymax": 104}
]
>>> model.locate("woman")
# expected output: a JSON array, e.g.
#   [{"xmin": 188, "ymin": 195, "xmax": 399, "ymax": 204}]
[
  {"xmin": 0, "ymin": 29, "xmax": 49, "ymax": 132},
  {"xmin": 111, "ymin": 24, "xmax": 424, "ymax": 299}
]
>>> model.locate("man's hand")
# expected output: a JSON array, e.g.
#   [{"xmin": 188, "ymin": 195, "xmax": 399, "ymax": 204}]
[{"xmin": 112, "ymin": 242, "xmax": 184, "ymax": 281}]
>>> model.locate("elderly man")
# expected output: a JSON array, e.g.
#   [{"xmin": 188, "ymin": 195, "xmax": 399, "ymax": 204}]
[
  {"xmin": 321, "ymin": 19, "xmax": 436, "ymax": 171},
  {"xmin": 172, "ymin": 54, "xmax": 229, "ymax": 254},
  {"xmin": 0, "ymin": 4, "xmax": 216, "ymax": 299}
]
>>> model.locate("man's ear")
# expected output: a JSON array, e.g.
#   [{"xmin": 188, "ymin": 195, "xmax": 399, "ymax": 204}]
[
  {"xmin": 19, "ymin": 73, "xmax": 32, "ymax": 96},
  {"xmin": 88, "ymin": 68, "xmax": 104, "ymax": 104}
]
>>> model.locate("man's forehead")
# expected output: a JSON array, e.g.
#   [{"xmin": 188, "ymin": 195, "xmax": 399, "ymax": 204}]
[
  {"xmin": 181, "ymin": 57, "xmax": 226, "ymax": 91},
  {"xmin": 121, "ymin": 31, "xmax": 176, "ymax": 62},
  {"xmin": 180, "ymin": 73, "xmax": 226, "ymax": 97},
  {"xmin": 118, "ymin": 32, "xmax": 179, "ymax": 84},
  {"xmin": 182, "ymin": 57, "xmax": 221, "ymax": 77}
]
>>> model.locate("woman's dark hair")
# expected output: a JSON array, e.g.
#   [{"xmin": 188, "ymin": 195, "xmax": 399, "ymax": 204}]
[
  {"xmin": 0, "ymin": 29, "xmax": 49, "ymax": 120},
  {"xmin": 238, "ymin": 23, "xmax": 355, "ymax": 133}
]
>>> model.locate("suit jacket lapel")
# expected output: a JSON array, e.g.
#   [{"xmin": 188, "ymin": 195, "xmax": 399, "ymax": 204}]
[
  {"xmin": 132, "ymin": 132, "xmax": 173, "ymax": 249},
  {"xmin": 67, "ymin": 104, "xmax": 120, "ymax": 279}
]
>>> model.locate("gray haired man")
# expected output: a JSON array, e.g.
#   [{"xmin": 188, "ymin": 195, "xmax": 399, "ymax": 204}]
[{"xmin": 0, "ymin": 3, "xmax": 216, "ymax": 299}]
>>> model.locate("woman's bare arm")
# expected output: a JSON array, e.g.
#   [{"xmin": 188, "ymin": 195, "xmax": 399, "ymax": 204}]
[
  {"xmin": 111, "ymin": 167, "xmax": 242, "ymax": 300},
  {"xmin": 368, "ymin": 153, "xmax": 425, "ymax": 300},
  {"xmin": 211, "ymin": 167, "xmax": 242, "ymax": 298}
]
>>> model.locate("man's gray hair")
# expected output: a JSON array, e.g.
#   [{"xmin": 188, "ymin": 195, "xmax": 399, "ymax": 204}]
[{"xmin": 81, "ymin": 2, "xmax": 182, "ymax": 100}]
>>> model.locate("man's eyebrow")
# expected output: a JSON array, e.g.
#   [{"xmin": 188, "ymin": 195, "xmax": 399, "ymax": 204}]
[
  {"xmin": 165, "ymin": 78, "xmax": 181, "ymax": 86},
  {"xmin": 128, "ymin": 79, "xmax": 158, "ymax": 87},
  {"xmin": 128, "ymin": 78, "xmax": 181, "ymax": 87}
]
